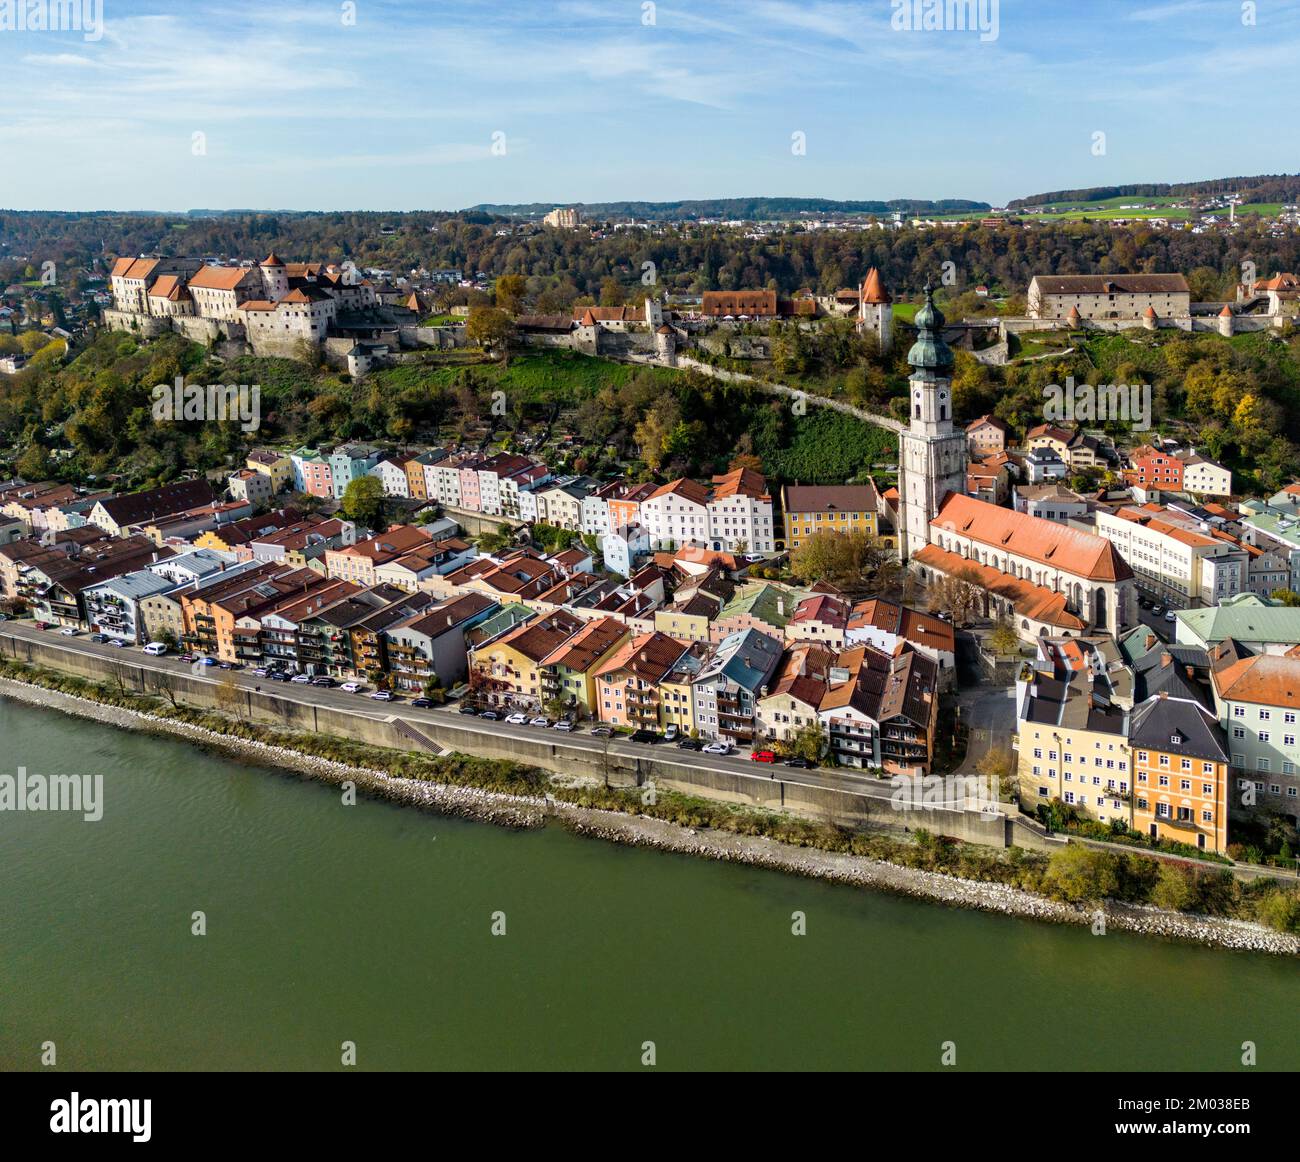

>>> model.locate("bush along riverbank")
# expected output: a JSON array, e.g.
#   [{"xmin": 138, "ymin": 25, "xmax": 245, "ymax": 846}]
[{"xmin": 1, "ymin": 656, "xmax": 1298, "ymax": 954}]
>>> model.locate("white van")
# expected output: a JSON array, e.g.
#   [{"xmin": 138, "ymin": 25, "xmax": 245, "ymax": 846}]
[{"xmin": 143, "ymin": 642, "xmax": 168, "ymax": 656}]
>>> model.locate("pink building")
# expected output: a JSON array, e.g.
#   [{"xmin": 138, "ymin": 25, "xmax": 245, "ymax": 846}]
[
  {"xmin": 302, "ymin": 459, "xmax": 333, "ymax": 499},
  {"xmin": 457, "ymin": 456, "xmax": 485, "ymax": 512}
]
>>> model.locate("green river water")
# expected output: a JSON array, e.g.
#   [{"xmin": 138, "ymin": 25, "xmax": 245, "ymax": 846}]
[{"xmin": 1, "ymin": 697, "xmax": 1296, "ymax": 1071}]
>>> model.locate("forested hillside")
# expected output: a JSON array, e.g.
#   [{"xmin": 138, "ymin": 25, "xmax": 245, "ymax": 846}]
[{"xmin": 5, "ymin": 213, "xmax": 1299, "ymax": 310}]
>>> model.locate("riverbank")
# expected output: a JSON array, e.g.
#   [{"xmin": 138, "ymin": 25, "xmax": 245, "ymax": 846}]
[{"xmin": 4, "ymin": 674, "xmax": 1298, "ymax": 956}]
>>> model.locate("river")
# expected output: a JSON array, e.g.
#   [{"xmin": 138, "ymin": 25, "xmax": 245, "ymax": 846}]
[{"xmin": 1, "ymin": 697, "xmax": 1296, "ymax": 1071}]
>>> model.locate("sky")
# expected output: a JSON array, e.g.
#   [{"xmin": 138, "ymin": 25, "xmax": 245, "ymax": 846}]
[{"xmin": 1, "ymin": 0, "xmax": 1298, "ymax": 212}]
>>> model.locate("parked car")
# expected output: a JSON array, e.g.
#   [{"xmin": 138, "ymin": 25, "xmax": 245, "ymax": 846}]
[
  {"xmin": 479, "ymin": 710, "xmax": 501, "ymax": 720},
  {"xmin": 290, "ymin": 674, "xmax": 312, "ymax": 683},
  {"xmin": 1152, "ymin": 607, "xmax": 1164, "ymax": 617},
  {"xmin": 252, "ymin": 667, "xmax": 269, "ymax": 677},
  {"xmin": 369, "ymin": 690, "xmax": 395, "ymax": 702},
  {"xmin": 268, "ymin": 671, "xmax": 290, "ymax": 682},
  {"xmin": 312, "ymin": 676, "xmax": 333, "ymax": 688},
  {"xmin": 59, "ymin": 626, "xmax": 79, "ymax": 636},
  {"xmin": 33, "ymin": 621, "xmax": 50, "ymax": 630},
  {"xmin": 589, "ymin": 726, "xmax": 613, "ymax": 738},
  {"xmin": 1164, "ymin": 611, "xmax": 1177, "ymax": 623},
  {"xmin": 410, "ymin": 697, "xmax": 433, "ymax": 708},
  {"xmin": 783, "ymin": 757, "xmax": 813, "ymax": 768},
  {"xmin": 107, "ymin": 638, "xmax": 127, "ymax": 648},
  {"xmin": 676, "ymin": 738, "xmax": 703, "ymax": 750},
  {"xmin": 197, "ymin": 656, "xmax": 218, "ymax": 667},
  {"xmin": 457, "ymin": 703, "xmax": 480, "ymax": 715},
  {"xmin": 663, "ymin": 725, "xmax": 679, "ymax": 742},
  {"xmin": 630, "ymin": 729, "xmax": 659, "ymax": 744},
  {"xmin": 340, "ymin": 682, "xmax": 363, "ymax": 693},
  {"xmin": 89, "ymin": 632, "xmax": 107, "ymax": 643},
  {"xmin": 750, "ymin": 750, "xmax": 777, "ymax": 763},
  {"xmin": 505, "ymin": 713, "xmax": 529, "ymax": 725},
  {"xmin": 702, "ymin": 742, "xmax": 730, "ymax": 755},
  {"xmin": 528, "ymin": 716, "xmax": 550, "ymax": 727},
  {"xmin": 552, "ymin": 719, "xmax": 575, "ymax": 732}
]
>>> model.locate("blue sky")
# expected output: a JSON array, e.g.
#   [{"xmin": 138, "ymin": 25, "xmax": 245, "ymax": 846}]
[{"xmin": 2, "ymin": 0, "xmax": 1298, "ymax": 211}]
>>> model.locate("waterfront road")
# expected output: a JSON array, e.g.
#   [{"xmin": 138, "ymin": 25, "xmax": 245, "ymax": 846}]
[{"xmin": 0, "ymin": 621, "xmax": 902, "ymax": 801}]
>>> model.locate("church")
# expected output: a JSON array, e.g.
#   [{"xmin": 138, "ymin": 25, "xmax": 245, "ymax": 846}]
[{"xmin": 896, "ymin": 283, "xmax": 1136, "ymax": 639}]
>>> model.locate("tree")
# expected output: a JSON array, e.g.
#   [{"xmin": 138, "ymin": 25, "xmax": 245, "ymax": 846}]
[
  {"xmin": 789, "ymin": 529, "xmax": 899, "ymax": 593},
  {"xmin": 15, "ymin": 444, "xmax": 53, "ymax": 480},
  {"xmin": 599, "ymin": 277, "xmax": 626, "ymax": 307},
  {"xmin": 494, "ymin": 274, "xmax": 528, "ymax": 315},
  {"xmin": 340, "ymin": 474, "xmax": 385, "ymax": 527},
  {"xmin": 1150, "ymin": 863, "xmax": 1196, "ymax": 912},
  {"xmin": 786, "ymin": 720, "xmax": 825, "ymax": 764},
  {"xmin": 466, "ymin": 306, "xmax": 514, "ymax": 355},
  {"xmin": 215, "ymin": 671, "xmax": 244, "ymax": 720},
  {"xmin": 986, "ymin": 616, "xmax": 1020, "ymax": 657},
  {"xmin": 1042, "ymin": 845, "xmax": 1120, "ymax": 905},
  {"xmin": 929, "ymin": 567, "xmax": 985, "ymax": 626}
]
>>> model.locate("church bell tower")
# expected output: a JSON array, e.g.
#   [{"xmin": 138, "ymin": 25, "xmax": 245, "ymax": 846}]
[{"xmin": 897, "ymin": 282, "xmax": 968, "ymax": 561}]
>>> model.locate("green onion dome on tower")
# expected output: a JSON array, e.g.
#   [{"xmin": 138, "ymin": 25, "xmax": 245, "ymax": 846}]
[{"xmin": 907, "ymin": 281, "xmax": 954, "ymax": 373}]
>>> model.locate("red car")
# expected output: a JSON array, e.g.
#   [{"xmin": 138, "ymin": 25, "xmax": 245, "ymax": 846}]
[
  {"xmin": 34, "ymin": 620, "xmax": 51, "ymax": 630},
  {"xmin": 750, "ymin": 750, "xmax": 776, "ymax": 763}
]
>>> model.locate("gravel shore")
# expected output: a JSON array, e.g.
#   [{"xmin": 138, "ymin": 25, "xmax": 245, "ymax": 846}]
[{"xmin": 4, "ymin": 677, "xmax": 1297, "ymax": 956}]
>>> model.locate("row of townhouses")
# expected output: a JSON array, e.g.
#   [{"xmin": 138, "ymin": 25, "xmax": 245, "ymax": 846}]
[{"xmin": 238, "ymin": 446, "xmax": 779, "ymax": 567}]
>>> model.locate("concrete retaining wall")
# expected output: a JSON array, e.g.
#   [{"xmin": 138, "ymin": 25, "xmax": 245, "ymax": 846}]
[{"xmin": 0, "ymin": 628, "xmax": 1010, "ymax": 846}]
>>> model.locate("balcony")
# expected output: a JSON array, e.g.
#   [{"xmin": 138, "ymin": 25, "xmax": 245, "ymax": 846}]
[{"xmin": 719, "ymin": 722, "xmax": 756, "ymax": 742}]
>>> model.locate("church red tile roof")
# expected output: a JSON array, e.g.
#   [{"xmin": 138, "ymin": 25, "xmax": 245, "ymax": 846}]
[{"xmin": 932, "ymin": 493, "xmax": 1132, "ymax": 582}]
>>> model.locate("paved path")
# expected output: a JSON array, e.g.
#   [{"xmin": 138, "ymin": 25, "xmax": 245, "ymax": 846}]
[{"xmin": 623, "ymin": 352, "xmax": 906, "ymax": 434}]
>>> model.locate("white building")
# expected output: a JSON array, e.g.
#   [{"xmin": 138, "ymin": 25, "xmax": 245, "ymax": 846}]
[
  {"xmin": 369, "ymin": 456, "xmax": 413, "ymax": 498},
  {"xmin": 640, "ymin": 479, "xmax": 711, "ymax": 551},
  {"xmin": 601, "ymin": 524, "xmax": 650, "ymax": 579},
  {"xmin": 706, "ymin": 467, "xmax": 775, "ymax": 554},
  {"xmin": 1095, "ymin": 507, "xmax": 1246, "ymax": 608},
  {"xmin": 1176, "ymin": 451, "xmax": 1233, "ymax": 497}
]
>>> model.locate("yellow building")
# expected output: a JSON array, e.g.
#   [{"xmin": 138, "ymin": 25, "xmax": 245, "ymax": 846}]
[
  {"xmin": 246, "ymin": 449, "xmax": 293, "ymax": 494},
  {"xmin": 1129, "ymin": 695, "xmax": 1229, "ymax": 854},
  {"xmin": 653, "ymin": 602, "xmax": 714, "ymax": 643},
  {"xmin": 660, "ymin": 643, "xmax": 708, "ymax": 735},
  {"xmin": 782, "ymin": 483, "xmax": 879, "ymax": 551},
  {"xmin": 469, "ymin": 610, "xmax": 584, "ymax": 709},
  {"xmin": 1016, "ymin": 647, "xmax": 1132, "ymax": 829},
  {"xmin": 536, "ymin": 617, "xmax": 630, "ymax": 719}
]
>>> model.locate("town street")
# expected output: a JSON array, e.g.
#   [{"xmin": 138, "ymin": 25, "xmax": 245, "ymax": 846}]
[{"xmin": 0, "ymin": 621, "xmax": 901, "ymax": 802}]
